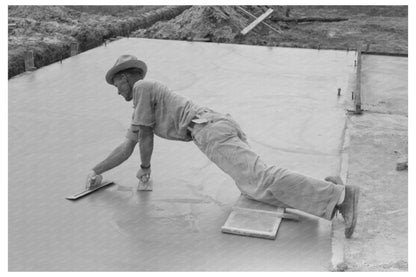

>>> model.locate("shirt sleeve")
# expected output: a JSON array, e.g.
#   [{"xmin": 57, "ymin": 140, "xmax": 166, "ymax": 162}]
[{"xmin": 131, "ymin": 83, "xmax": 156, "ymax": 128}]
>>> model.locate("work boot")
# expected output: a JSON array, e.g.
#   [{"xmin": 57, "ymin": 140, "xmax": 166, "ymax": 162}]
[{"xmin": 337, "ymin": 185, "xmax": 360, "ymax": 238}]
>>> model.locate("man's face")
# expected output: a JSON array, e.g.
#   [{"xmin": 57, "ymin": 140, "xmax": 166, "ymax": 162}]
[{"xmin": 113, "ymin": 74, "xmax": 132, "ymax": 101}]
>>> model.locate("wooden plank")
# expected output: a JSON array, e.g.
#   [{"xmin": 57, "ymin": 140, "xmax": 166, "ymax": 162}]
[
  {"xmin": 270, "ymin": 16, "xmax": 348, "ymax": 23},
  {"xmin": 234, "ymin": 207, "xmax": 299, "ymax": 221},
  {"xmin": 70, "ymin": 42, "xmax": 79, "ymax": 56},
  {"xmin": 66, "ymin": 181, "xmax": 115, "ymax": 200},
  {"xmin": 24, "ymin": 50, "xmax": 36, "ymax": 71},
  {"xmin": 241, "ymin": 8, "xmax": 274, "ymax": 35},
  {"xmin": 221, "ymin": 208, "xmax": 283, "ymax": 239},
  {"xmin": 354, "ymin": 47, "xmax": 362, "ymax": 114},
  {"xmin": 234, "ymin": 195, "xmax": 300, "ymax": 220},
  {"xmin": 221, "ymin": 195, "xmax": 299, "ymax": 239},
  {"xmin": 237, "ymin": 6, "xmax": 282, "ymax": 34}
]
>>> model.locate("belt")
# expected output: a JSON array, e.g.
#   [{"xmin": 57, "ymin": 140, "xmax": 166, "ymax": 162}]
[
  {"xmin": 187, "ymin": 111, "xmax": 226, "ymax": 137},
  {"xmin": 187, "ymin": 117, "xmax": 210, "ymax": 132},
  {"xmin": 187, "ymin": 120, "xmax": 196, "ymax": 131},
  {"xmin": 187, "ymin": 120, "xmax": 195, "ymax": 139},
  {"xmin": 186, "ymin": 116, "xmax": 211, "ymax": 140}
]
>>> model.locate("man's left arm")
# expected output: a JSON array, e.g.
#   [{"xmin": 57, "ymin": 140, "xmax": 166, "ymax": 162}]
[{"xmin": 136, "ymin": 125, "xmax": 154, "ymax": 182}]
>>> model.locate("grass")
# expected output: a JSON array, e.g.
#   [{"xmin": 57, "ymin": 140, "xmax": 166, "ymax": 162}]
[{"xmin": 264, "ymin": 6, "xmax": 408, "ymax": 53}]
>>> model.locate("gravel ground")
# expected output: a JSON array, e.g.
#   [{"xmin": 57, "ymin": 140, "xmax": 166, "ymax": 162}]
[{"xmin": 341, "ymin": 54, "xmax": 408, "ymax": 271}]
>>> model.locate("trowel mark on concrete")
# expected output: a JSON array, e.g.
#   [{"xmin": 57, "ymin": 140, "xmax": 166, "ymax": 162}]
[
  {"xmin": 154, "ymin": 204, "xmax": 203, "ymax": 233},
  {"xmin": 110, "ymin": 220, "xmax": 130, "ymax": 238},
  {"xmin": 113, "ymin": 189, "xmax": 207, "ymax": 234},
  {"xmin": 154, "ymin": 198, "xmax": 211, "ymax": 204},
  {"xmin": 149, "ymin": 213, "xmax": 201, "ymax": 232},
  {"xmin": 112, "ymin": 204, "xmax": 202, "ymax": 236},
  {"xmin": 163, "ymin": 211, "xmax": 202, "ymax": 233},
  {"xmin": 185, "ymin": 181, "xmax": 230, "ymax": 211}
]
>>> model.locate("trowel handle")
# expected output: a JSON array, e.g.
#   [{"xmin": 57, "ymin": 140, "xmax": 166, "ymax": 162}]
[{"xmin": 140, "ymin": 174, "xmax": 150, "ymax": 183}]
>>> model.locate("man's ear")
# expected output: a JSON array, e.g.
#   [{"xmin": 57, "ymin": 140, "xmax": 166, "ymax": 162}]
[{"xmin": 138, "ymin": 70, "xmax": 145, "ymax": 80}]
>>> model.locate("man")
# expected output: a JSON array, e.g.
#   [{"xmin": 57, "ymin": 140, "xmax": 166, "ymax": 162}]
[{"xmin": 87, "ymin": 55, "xmax": 359, "ymax": 238}]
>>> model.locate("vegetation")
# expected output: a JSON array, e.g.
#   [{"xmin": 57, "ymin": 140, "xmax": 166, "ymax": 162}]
[
  {"xmin": 8, "ymin": 5, "xmax": 190, "ymax": 78},
  {"xmin": 8, "ymin": 5, "xmax": 408, "ymax": 79}
]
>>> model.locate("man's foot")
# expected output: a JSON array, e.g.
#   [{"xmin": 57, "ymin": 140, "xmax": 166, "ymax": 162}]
[{"xmin": 337, "ymin": 185, "xmax": 360, "ymax": 238}]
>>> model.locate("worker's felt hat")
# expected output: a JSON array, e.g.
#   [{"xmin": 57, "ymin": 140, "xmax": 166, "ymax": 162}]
[{"xmin": 105, "ymin": 54, "xmax": 147, "ymax": 85}]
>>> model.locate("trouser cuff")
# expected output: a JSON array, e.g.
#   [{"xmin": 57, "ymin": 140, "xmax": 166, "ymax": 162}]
[{"xmin": 325, "ymin": 184, "xmax": 345, "ymax": 220}]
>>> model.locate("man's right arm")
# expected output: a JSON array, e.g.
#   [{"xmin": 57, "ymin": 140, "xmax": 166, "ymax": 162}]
[{"xmin": 92, "ymin": 138, "xmax": 137, "ymax": 175}]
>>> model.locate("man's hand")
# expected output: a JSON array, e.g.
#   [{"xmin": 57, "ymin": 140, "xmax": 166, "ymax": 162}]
[
  {"xmin": 86, "ymin": 171, "xmax": 103, "ymax": 189},
  {"xmin": 137, "ymin": 167, "xmax": 151, "ymax": 183}
]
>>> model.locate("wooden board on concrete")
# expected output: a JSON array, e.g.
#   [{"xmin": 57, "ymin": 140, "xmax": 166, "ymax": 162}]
[
  {"xmin": 221, "ymin": 195, "xmax": 286, "ymax": 240},
  {"xmin": 222, "ymin": 207, "xmax": 283, "ymax": 239}
]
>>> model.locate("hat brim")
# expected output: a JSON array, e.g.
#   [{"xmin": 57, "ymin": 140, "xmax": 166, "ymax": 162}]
[{"xmin": 105, "ymin": 60, "xmax": 147, "ymax": 85}]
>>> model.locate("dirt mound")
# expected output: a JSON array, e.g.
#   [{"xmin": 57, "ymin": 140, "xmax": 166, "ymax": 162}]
[
  {"xmin": 132, "ymin": 6, "xmax": 283, "ymax": 44},
  {"xmin": 8, "ymin": 5, "xmax": 407, "ymax": 79},
  {"xmin": 132, "ymin": 5, "xmax": 407, "ymax": 54},
  {"xmin": 8, "ymin": 5, "xmax": 191, "ymax": 79},
  {"xmin": 9, "ymin": 5, "xmax": 81, "ymax": 23}
]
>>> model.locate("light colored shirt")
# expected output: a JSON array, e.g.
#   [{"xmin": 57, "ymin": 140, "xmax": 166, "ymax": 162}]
[{"xmin": 125, "ymin": 79, "xmax": 204, "ymax": 142}]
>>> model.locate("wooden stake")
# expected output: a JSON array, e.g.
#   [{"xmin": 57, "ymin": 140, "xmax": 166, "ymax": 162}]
[
  {"xmin": 354, "ymin": 47, "xmax": 362, "ymax": 114},
  {"xmin": 70, "ymin": 42, "xmax": 79, "ymax": 56},
  {"xmin": 24, "ymin": 50, "xmax": 36, "ymax": 71}
]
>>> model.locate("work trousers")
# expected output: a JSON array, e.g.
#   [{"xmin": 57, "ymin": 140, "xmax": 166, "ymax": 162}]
[{"xmin": 190, "ymin": 111, "xmax": 343, "ymax": 220}]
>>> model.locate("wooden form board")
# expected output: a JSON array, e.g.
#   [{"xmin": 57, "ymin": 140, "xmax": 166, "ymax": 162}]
[
  {"xmin": 237, "ymin": 6, "xmax": 282, "ymax": 34},
  {"xmin": 221, "ymin": 195, "xmax": 295, "ymax": 240},
  {"xmin": 354, "ymin": 47, "xmax": 362, "ymax": 113}
]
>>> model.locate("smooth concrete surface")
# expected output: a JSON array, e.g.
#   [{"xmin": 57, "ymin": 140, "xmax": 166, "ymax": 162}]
[
  {"xmin": 9, "ymin": 38, "xmax": 355, "ymax": 271},
  {"xmin": 361, "ymin": 55, "xmax": 408, "ymax": 116}
]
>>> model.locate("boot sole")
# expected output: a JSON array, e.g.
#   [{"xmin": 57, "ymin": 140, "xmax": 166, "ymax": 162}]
[{"xmin": 345, "ymin": 185, "xmax": 360, "ymax": 238}]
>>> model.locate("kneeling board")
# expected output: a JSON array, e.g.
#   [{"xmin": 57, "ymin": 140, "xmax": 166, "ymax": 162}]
[{"xmin": 221, "ymin": 195, "xmax": 298, "ymax": 240}]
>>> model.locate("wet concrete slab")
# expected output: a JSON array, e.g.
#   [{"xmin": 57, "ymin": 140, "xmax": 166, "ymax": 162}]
[
  {"xmin": 361, "ymin": 55, "xmax": 408, "ymax": 116},
  {"xmin": 9, "ymin": 38, "xmax": 355, "ymax": 271}
]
